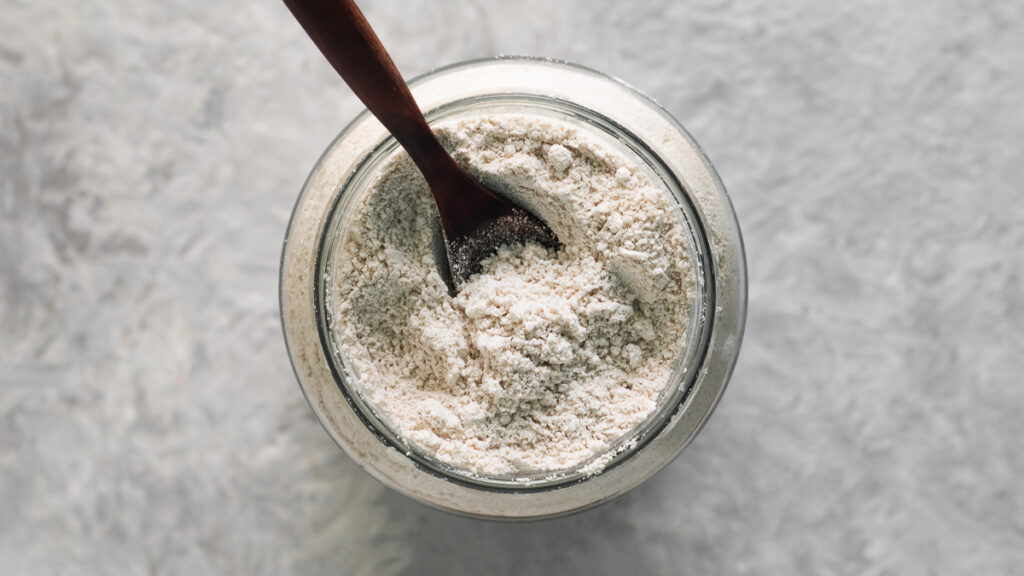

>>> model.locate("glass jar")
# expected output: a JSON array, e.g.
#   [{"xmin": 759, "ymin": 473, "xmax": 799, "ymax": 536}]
[{"xmin": 280, "ymin": 57, "xmax": 746, "ymax": 519}]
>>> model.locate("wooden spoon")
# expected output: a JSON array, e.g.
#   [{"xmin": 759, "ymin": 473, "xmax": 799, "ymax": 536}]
[{"xmin": 282, "ymin": 0, "xmax": 559, "ymax": 290}]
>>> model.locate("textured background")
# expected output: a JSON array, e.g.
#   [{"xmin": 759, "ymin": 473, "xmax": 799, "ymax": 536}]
[{"xmin": 2, "ymin": 0, "xmax": 1022, "ymax": 574}]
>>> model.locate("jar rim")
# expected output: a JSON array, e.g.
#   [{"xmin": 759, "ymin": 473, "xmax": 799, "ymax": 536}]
[
  {"xmin": 315, "ymin": 93, "xmax": 716, "ymax": 490},
  {"xmin": 280, "ymin": 56, "xmax": 747, "ymax": 519}
]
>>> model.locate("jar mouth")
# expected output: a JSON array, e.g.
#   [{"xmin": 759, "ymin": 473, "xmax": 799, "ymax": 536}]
[{"xmin": 313, "ymin": 93, "xmax": 717, "ymax": 491}]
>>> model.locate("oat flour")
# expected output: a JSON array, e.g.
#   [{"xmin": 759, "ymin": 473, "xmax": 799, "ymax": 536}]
[{"xmin": 329, "ymin": 114, "xmax": 696, "ymax": 476}]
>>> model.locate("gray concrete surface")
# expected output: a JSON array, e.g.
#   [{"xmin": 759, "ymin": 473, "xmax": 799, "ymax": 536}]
[{"xmin": 2, "ymin": 0, "xmax": 1022, "ymax": 574}]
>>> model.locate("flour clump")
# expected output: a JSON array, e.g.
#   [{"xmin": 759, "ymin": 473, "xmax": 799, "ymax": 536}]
[{"xmin": 329, "ymin": 114, "xmax": 696, "ymax": 476}]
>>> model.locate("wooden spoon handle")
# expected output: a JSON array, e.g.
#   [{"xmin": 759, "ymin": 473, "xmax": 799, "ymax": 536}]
[{"xmin": 281, "ymin": 0, "xmax": 449, "ymax": 180}]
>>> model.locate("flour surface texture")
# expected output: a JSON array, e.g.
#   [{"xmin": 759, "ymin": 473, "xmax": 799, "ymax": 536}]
[{"xmin": 329, "ymin": 114, "xmax": 696, "ymax": 476}]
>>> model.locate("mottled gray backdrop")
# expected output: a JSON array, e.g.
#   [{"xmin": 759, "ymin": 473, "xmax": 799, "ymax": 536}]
[{"xmin": 2, "ymin": 0, "xmax": 1022, "ymax": 574}]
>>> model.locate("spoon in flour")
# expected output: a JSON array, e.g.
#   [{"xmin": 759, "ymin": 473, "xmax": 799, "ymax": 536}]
[{"xmin": 282, "ymin": 0, "xmax": 559, "ymax": 290}]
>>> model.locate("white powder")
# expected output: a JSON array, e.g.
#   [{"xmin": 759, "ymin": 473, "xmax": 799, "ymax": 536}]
[{"xmin": 329, "ymin": 114, "xmax": 695, "ymax": 476}]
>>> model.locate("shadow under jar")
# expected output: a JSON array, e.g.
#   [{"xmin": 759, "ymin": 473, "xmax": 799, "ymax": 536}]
[{"xmin": 280, "ymin": 57, "xmax": 746, "ymax": 520}]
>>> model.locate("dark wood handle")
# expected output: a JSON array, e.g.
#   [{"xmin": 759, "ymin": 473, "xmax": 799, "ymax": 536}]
[{"xmin": 281, "ymin": 0, "xmax": 451, "ymax": 182}]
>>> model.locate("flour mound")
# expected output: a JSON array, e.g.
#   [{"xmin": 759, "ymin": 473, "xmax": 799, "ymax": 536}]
[{"xmin": 330, "ymin": 114, "xmax": 695, "ymax": 476}]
